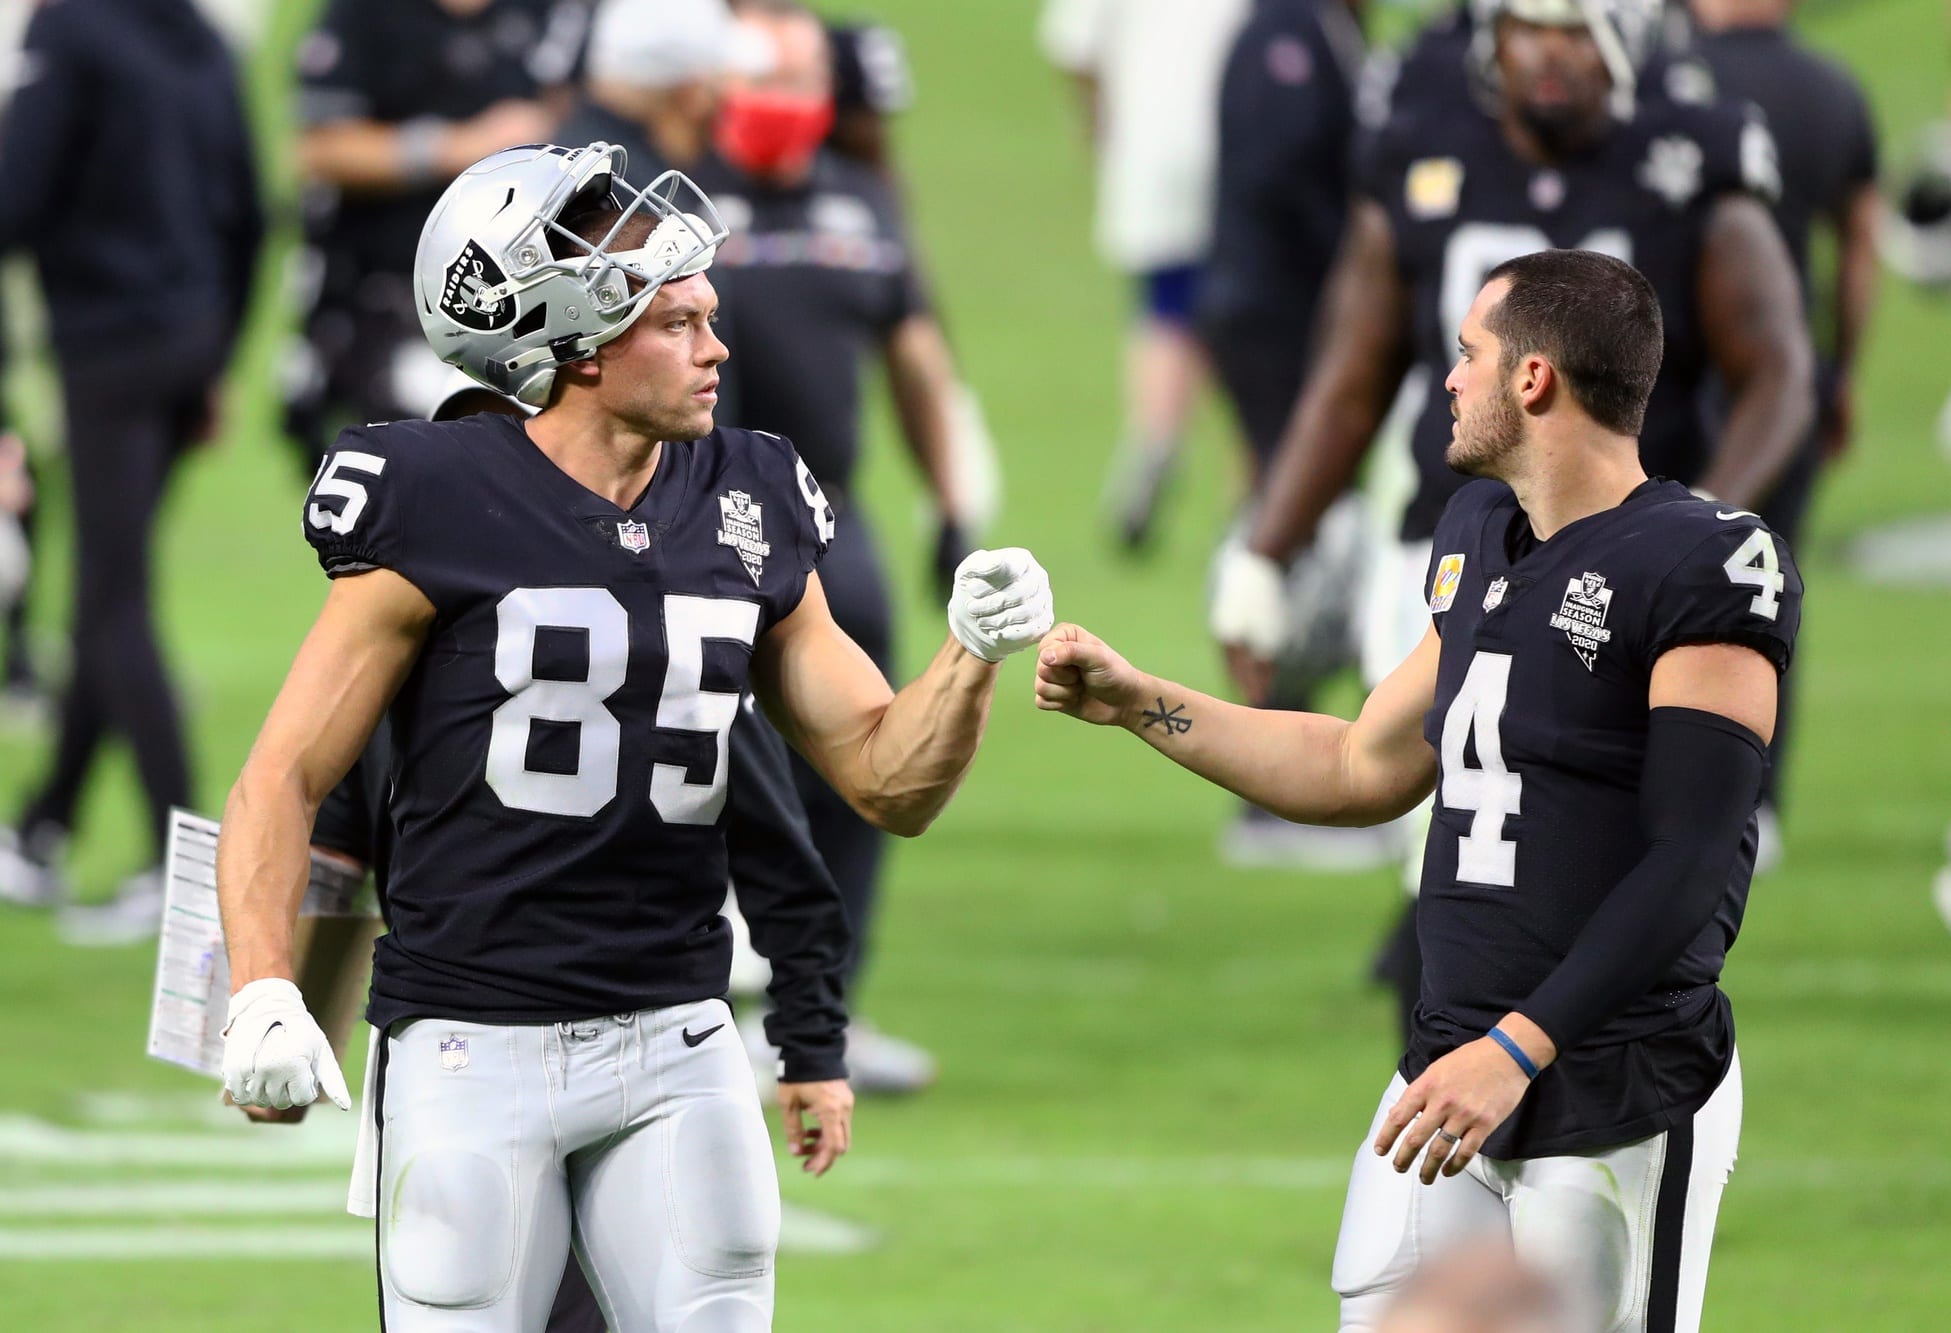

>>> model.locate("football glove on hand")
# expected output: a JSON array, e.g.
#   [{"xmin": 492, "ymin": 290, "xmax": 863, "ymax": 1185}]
[
  {"xmin": 221, "ymin": 978, "xmax": 351, "ymax": 1112},
  {"xmin": 1209, "ymin": 539, "xmax": 1288, "ymax": 658},
  {"xmin": 947, "ymin": 548, "xmax": 1054, "ymax": 662}
]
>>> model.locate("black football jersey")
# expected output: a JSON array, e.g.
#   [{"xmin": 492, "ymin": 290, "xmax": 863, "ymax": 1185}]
[
  {"xmin": 302, "ymin": 412, "xmax": 836, "ymax": 1030},
  {"xmin": 1411, "ymin": 478, "xmax": 1801, "ymax": 1158},
  {"xmin": 1364, "ymin": 91, "xmax": 1780, "ymax": 541}
]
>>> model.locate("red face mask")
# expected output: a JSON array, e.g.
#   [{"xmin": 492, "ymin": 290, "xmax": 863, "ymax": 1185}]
[{"xmin": 714, "ymin": 88, "xmax": 835, "ymax": 180}]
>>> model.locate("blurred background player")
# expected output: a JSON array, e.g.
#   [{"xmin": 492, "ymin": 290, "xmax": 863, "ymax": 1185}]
[
  {"xmin": 558, "ymin": 0, "xmax": 771, "ymax": 179},
  {"xmin": 0, "ymin": 0, "xmax": 262, "ymax": 936},
  {"xmin": 1212, "ymin": 0, "xmax": 1812, "ymax": 1038},
  {"xmin": 0, "ymin": 435, "xmax": 26, "ymax": 646},
  {"xmin": 1200, "ymin": 0, "xmax": 1391, "ymax": 870},
  {"xmin": 285, "ymin": 0, "xmax": 566, "ymax": 463},
  {"xmin": 1040, "ymin": 0, "xmax": 1249, "ymax": 551},
  {"xmin": 1686, "ymin": 0, "xmax": 1880, "ymax": 866},
  {"xmin": 691, "ymin": 0, "xmax": 971, "ymax": 1091}
]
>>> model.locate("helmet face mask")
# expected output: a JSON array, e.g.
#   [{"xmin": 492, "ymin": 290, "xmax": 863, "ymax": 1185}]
[
  {"xmin": 1468, "ymin": 0, "xmax": 1664, "ymax": 123},
  {"xmin": 415, "ymin": 143, "xmax": 729, "ymax": 407}
]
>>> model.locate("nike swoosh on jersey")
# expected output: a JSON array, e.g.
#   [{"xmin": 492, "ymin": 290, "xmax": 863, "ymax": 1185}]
[
  {"xmin": 682, "ymin": 1024, "xmax": 725, "ymax": 1048},
  {"xmin": 1715, "ymin": 510, "xmax": 1758, "ymax": 521}
]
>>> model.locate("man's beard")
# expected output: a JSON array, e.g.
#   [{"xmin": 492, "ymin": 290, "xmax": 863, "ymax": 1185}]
[
  {"xmin": 1516, "ymin": 98, "xmax": 1604, "ymax": 157},
  {"xmin": 1445, "ymin": 382, "xmax": 1525, "ymax": 478}
]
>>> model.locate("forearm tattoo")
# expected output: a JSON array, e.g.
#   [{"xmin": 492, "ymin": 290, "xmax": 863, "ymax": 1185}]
[{"xmin": 1140, "ymin": 697, "xmax": 1192, "ymax": 736}]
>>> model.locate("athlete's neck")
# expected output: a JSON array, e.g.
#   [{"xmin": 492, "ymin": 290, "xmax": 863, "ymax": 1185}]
[
  {"xmin": 524, "ymin": 408, "xmax": 664, "ymax": 509},
  {"xmin": 1501, "ymin": 431, "xmax": 1647, "ymax": 541},
  {"xmin": 1497, "ymin": 104, "xmax": 1607, "ymax": 167}
]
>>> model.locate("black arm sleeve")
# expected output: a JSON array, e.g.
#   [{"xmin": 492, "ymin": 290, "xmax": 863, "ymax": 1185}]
[
  {"xmin": 1519, "ymin": 707, "xmax": 1767, "ymax": 1054},
  {"xmin": 724, "ymin": 709, "xmax": 851, "ymax": 1084}
]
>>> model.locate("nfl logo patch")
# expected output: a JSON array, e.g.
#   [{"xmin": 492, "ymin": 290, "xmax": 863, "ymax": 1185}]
[
  {"xmin": 439, "ymin": 1037, "xmax": 469, "ymax": 1072},
  {"xmin": 617, "ymin": 519, "xmax": 650, "ymax": 554},
  {"xmin": 1483, "ymin": 576, "xmax": 1508, "ymax": 612},
  {"xmin": 1429, "ymin": 553, "xmax": 1466, "ymax": 613}
]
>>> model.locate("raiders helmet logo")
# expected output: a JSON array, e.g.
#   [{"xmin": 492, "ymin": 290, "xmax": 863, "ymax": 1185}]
[{"xmin": 438, "ymin": 240, "xmax": 516, "ymax": 332}]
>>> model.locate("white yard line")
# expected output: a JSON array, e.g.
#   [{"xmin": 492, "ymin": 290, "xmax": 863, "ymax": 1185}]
[
  {"xmin": 0, "ymin": 1114, "xmax": 355, "ymax": 1167},
  {"xmin": 0, "ymin": 1226, "xmax": 371, "ymax": 1260}
]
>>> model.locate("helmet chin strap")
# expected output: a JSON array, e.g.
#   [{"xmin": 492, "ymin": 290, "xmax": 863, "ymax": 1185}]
[{"xmin": 491, "ymin": 276, "xmax": 664, "ymax": 407}]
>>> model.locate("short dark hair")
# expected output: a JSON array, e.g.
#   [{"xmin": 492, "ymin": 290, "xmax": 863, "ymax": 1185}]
[{"xmin": 1481, "ymin": 249, "xmax": 1664, "ymax": 436}]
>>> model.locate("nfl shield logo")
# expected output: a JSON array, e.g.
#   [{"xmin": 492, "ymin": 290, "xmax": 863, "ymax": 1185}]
[
  {"xmin": 1483, "ymin": 576, "xmax": 1508, "ymax": 612},
  {"xmin": 439, "ymin": 1037, "xmax": 469, "ymax": 1072},
  {"xmin": 617, "ymin": 519, "xmax": 650, "ymax": 554}
]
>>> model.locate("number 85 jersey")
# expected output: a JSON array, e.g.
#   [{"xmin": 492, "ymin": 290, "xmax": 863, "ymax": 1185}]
[
  {"xmin": 303, "ymin": 412, "xmax": 836, "ymax": 1031},
  {"xmin": 1412, "ymin": 478, "xmax": 1801, "ymax": 1158}
]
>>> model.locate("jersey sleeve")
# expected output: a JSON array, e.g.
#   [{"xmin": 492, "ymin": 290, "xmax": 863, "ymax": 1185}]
[
  {"xmin": 1696, "ymin": 98, "xmax": 1782, "ymax": 208},
  {"xmin": 744, "ymin": 431, "xmax": 834, "ymax": 618},
  {"xmin": 1423, "ymin": 481, "xmax": 1501, "ymax": 637},
  {"xmin": 1642, "ymin": 522, "xmax": 1802, "ymax": 673},
  {"xmin": 302, "ymin": 425, "xmax": 422, "ymax": 584},
  {"xmin": 830, "ymin": 23, "xmax": 914, "ymax": 116}
]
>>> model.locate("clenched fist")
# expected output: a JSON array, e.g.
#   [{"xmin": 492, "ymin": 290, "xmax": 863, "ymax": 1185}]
[
  {"xmin": 947, "ymin": 548, "xmax": 1054, "ymax": 662},
  {"xmin": 1034, "ymin": 624, "xmax": 1144, "ymax": 726}
]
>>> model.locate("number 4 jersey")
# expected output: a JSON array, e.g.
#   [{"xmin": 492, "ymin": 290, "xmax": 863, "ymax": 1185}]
[
  {"xmin": 1414, "ymin": 479, "xmax": 1801, "ymax": 1157},
  {"xmin": 303, "ymin": 412, "xmax": 836, "ymax": 1030}
]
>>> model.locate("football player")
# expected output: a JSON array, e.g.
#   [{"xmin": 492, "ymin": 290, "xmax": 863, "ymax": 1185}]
[
  {"xmin": 1211, "ymin": 0, "xmax": 1811, "ymax": 1033},
  {"xmin": 217, "ymin": 143, "xmax": 1053, "ymax": 1330},
  {"xmin": 1040, "ymin": 251, "xmax": 1798, "ymax": 1332}
]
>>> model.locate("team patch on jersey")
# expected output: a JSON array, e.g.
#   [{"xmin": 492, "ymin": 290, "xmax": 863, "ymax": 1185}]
[
  {"xmin": 1406, "ymin": 157, "xmax": 1464, "ymax": 220},
  {"xmin": 1637, "ymin": 135, "xmax": 1704, "ymax": 209},
  {"xmin": 438, "ymin": 240, "xmax": 515, "ymax": 331},
  {"xmin": 617, "ymin": 519, "xmax": 651, "ymax": 554},
  {"xmin": 1429, "ymin": 553, "xmax": 1465, "ymax": 613},
  {"xmin": 1483, "ymin": 576, "xmax": 1508, "ymax": 612},
  {"xmin": 439, "ymin": 1036, "xmax": 469, "ymax": 1071},
  {"xmin": 1548, "ymin": 571, "xmax": 1615, "ymax": 671},
  {"xmin": 717, "ymin": 490, "xmax": 771, "ymax": 585}
]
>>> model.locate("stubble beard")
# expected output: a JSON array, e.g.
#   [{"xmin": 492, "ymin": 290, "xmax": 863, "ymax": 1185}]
[{"xmin": 1445, "ymin": 382, "xmax": 1526, "ymax": 480}]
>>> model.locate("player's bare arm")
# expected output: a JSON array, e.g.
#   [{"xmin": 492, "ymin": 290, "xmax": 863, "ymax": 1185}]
[
  {"xmin": 1824, "ymin": 180, "xmax": 1881, "ymax": 457},
  {"xmin": 753, "ymin": 558, "xmax": 1051, "ymax": 837},
  {"xmin": 1693, "ymin": 193, "xmax": 1815, "ymax": 506},
  {"xmin": 1035, "ymin": 621, "xmax": 1440, "ymax": 827},
  {"xmin": 299, "ymin": 101, "xmax": 555, "ymax": 194},
  {"xmin": 1377, "ymin": 642, "xmax": 1779, "ymax": 1185},
  {"xmin": 214, "ymin": 570, "xmax": 431, "ymax": 1109},
  {"xmin": 1245, "ymin": 201, "xmax": 1413, "ymax": 562},
  {"xmin": 1215, "ymin": 200, "xmax": 1412, "ymax": 698},
  {"xmin": 883, "ymin": 314, "xmax": 962, "ymax": 523}
]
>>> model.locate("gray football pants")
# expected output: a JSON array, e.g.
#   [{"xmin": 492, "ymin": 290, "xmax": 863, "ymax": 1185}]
[{"xmin": 373, "ymin": 999, "xmax": 780, "ymax": 1332}]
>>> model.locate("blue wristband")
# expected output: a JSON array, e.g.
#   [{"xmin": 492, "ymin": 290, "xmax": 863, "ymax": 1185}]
[{"xmin": 1488, "ymin": 1026, "xmax": 1538, "ymax": 1080}]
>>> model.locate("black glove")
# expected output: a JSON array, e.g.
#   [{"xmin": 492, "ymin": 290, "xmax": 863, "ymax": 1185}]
[{"xmin": 932, "ymin": 517, "xmax": 972, "ymax": 605}]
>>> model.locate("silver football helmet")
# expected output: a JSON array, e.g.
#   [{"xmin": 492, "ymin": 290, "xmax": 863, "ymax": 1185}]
[
  {"xmin": 1469, "ymin": 0, "xmax": 1665, "ymax": 119},
  {"xmin": 414, "ymin": 142, "xmax": 727, "ymax": 407}
]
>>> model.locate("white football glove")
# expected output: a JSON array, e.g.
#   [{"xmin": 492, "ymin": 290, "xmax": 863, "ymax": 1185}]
[
  {"xmin": 221, "ymin": 978, "xmax": 351, "ymax": 1112},
  {"xmin": 947, "ymin": 547, "xmax": 1054, "ymax": 662},
  {"xmin": 1209, "ymin": 539, "xmax": 1288, "ymax": 657}
]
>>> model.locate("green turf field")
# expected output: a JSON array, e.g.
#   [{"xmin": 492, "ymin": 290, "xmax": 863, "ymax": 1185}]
[{"xmin": 2, "ymin": 0, "xmax": 1950, "ymax": 1327}]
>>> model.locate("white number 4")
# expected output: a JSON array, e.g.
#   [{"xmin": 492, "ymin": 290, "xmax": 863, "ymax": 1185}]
[
  {"xmin": 1722, "ymin": 529, "xmax": 1783, "ymax": 621},
  {"xmin": 307, "ymin": 451, "xmax": 387, "ymax": 535},
  {"xmin": 1440, "ymin": 652, "xmax": 1521, "ymax": 888}
]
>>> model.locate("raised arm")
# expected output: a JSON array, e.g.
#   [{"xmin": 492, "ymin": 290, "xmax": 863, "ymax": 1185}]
[
  {"xmin": 752, "ymin": 555, "xmax": 1052, "ymax": 837},
  {"xmin": 1035, "ymin": 621, "xmax": 1441, "ymax": 827},
  {"xmin": 1694, "ymin": 193, "xmax": 1815, "ymax": 506}
]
